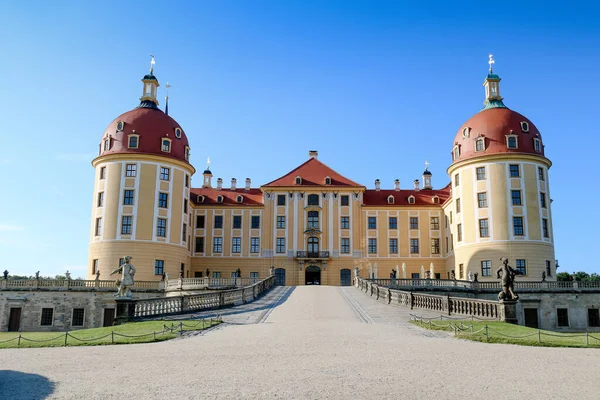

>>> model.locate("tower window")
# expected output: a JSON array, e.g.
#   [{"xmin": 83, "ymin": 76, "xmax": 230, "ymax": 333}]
[
  {"xmin": 477, "ymin": 192, "xmax": 488, "ymax": 208},
  {"xmin": 476, "ymin": 167, "xmax": 486, "ymax": 180},
  {"xmin": 538, "ymin": 167, "xmax": 545, "ymax": 181},
  {"xmin": 457, "ymin": 224, "xmax": 462, "ymax": 242},
  {"xmin": 161, "ymin": 139, "xmax": 171, "ymax": 153},
  {"xmin": 158, "ymin": 192, "xmax": 168, "ymax": 208},
  {"xmin": 128, "ymin": 135, "xmax": 139, "ymax": 149},
  {"xmin": 516, "ymin": 259, "xmax": 527, "ymax": 275},
  {"xmin": 475, "ymin": 138, "xmax": 485, "ymax": 152},
  {"xmin": 125, "ymin": 164, "xmax": 137, "ymax": 177},
  {"xmin": 513, "ymin": 217, "xmax": 524, "ymax": 236},
  {"xmin": 452, "ymin": 146, "xmax": 460, "ymax": 160},
  {"xmin": 511, "ymin": 190, "xmax": 522, "ymax": 206},
  {"xmin": 509, "ymin": 164, "xmax": 520, "ymax": 177},
  {"xmin": 123, "ymin": 189, "xmax": 134, "ymax": 205},
  {"xmin": 454, "ymin": 174, "xmax": 459, "ymax": 187},
  {"xmin": 295, "ymin": 176, "xmax": 302, "ymax": 185},
  {"xmin": 533, "ymin": 139, "xmax": 542, "ymax": 153},
  {"xmin": 540, "ymin": 192, "xmax": 547, "ymax": 208},
  {"xmin": 543, "ymin": 218, "xmax": 549, "ymax": 238},
  {"xmin": 116, "ymin": 121, "xmax": 124, "ymax": 131},
  {"xmin": 160, "ymin": 167, "xmax": 170, "ymax": 181},
  {"xmin": 479, "ymin": 218, "xmax": 489, "ymax": 237},
  {"xmin": 175, "ymin": 127, "xmax": 182, "ymax": 138},
  {"xmin": 185, "ymin": 146, "xmax": 190, "ymax": 161},
  {"xmin": 462, "ymin": 127, "xmax": 470, "ymax": 138},
  {"xmin": 121, "ymin": 216, "xmax": 132, "ymax": 235},
  {"xmin": 103, "ymin": 138, "xmax": 111, "ymax": 151},
  {"xmin": 97, "ymin": 192, "xmax": 104, "ymax": 207},
  {"xmin": 95, "ymin": 217, "xmax": 102, "ymax": 236},
  {"xmin": 387, "ymin": 196, "xmax": 395, "ymax": 204},
  {"xmin": 507, "ymin": 136, "xmax": 518, "ymax": 149},
  {"xmin": 100, "ymin": 167, "xmax": 106, "ymax": 180},
  {"xmin": 521, "ymin": 122, "xmax": 529, "ymax": 132},
  {"xmin": 156, "ymin": 218, "xmax": 167, "ymax": 237}
]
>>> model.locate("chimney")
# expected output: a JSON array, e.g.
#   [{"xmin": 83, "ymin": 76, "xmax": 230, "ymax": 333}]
[
  {"xmin": 308, "ymin": 150, "xmax": 318, "ymax": 159},
  {"xmin": 217, "ymin": 178, "xmax": 223, "ymax": 190},
  {"xmin": 245, "ymin": 178, "xmax": 251, "ymax": 191},
  {"xmin": 231, "ymin": 178, "xmax": 237, "ymax": 190},
  {"xmin": 413, "ymin": 179, "xmax": 420, "ymax": 191},
  {"xmin": 394, "ymin": 179, "xmax": 400, "ymax": 191},
  {"xmin": 375, "ymin": 179, "xmax": 381, "ymax": 191}
]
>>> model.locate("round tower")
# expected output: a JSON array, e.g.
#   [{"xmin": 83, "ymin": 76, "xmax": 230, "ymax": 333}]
[
  {"xmin": 88, "ymin": 57, "xmax": 196, "ymax": 280},
  {"xmin": 446, "ymin": 55, "xmax": 554, "ymax": 281}
]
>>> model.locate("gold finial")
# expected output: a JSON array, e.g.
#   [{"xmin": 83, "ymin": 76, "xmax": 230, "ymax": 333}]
[
  {"xmin": 150, "ymin": 54, "xmax": 156, "ymax": 74},
  {"xmin": 207, "ymin": 157, "xmax": 211, "ymax": 170},
  {"xmin": 488, "ymin": 54, "xmax": 495, "ymax": 73},
  {"xmin": 425, "ymin": 160, "xmax": 429, "ymax": 171}
]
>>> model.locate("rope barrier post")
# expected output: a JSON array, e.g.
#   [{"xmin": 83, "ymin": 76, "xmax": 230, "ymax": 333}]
[
  {"xmin": 18, "ymin": 334, "xmax": 21, "ymax": 346},
  {"xmin": 485, "ymin": 325, "xmax": 489, "ymax": 341},
  {"xmin": 538, "ymin": 330, "xmax": 541, "ymax": 344},
  {"xmin": 65, "ymin": 332, "xmax": 68, "ymax": 346},
  {"xmin": 111, "ymin": 331, "xmax": 114, "ymax": 344},
  {"xmin": 202, "ymin": 319, "xmax": 204, "ymax": 330},
  {"xmin": 179, "ymin": 322, "xmax": 183, "ymax": 335},
  {"xmin": 428, "ymin": 320, "xmax": 431, "ymax": 329},
  {"xmin": 586, "ymin": 331, "xmax": 589, "ymax": 346},
  {"xmin": 454, "ymin": 325, "xmax": 457, "ymax": 336}
]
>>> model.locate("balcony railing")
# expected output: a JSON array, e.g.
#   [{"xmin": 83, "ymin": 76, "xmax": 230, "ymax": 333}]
[{"xmin": 295, "ymin": 251, "xmax": 330, "ymax": 259}]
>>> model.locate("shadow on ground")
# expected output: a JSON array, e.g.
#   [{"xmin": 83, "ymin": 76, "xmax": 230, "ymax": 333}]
[{"xmin": 0, "ymin": 370, "xmax": 55, "ymax": 400}]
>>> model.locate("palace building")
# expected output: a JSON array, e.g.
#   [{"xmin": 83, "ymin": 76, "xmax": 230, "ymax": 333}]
[{"xmin": 88, "ymin": 56, "xmax": 555, "ymax": 285}]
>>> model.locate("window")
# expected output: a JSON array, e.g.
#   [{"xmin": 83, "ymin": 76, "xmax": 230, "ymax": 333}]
[
  {"xmin": 389, "ymin": 217, "xmax": 397, "ymax": 229},
  {"xmin": 72, "ymin": 308, "xmax": 85, "ymax": 327},
  {"xmin": 431, "ymin": 238, "xmax": 440, "ymax": 254},
  {"xmin": 214, "ymin": 215, "xmax": 223, "ymax": 229},
  {"xmin": 100, "ymin": 167, "xmax": 106, "ymax": 180},
  {"xmin": 161, "ymin": 139, "xmax": 171, "ymax": 152},
  {"xmin": 543, "ymin": 219, "xmax": 549, "ymax": 238},
  {"xmin": 368, "ymin": 217, "xmax": 377, "ymax": 229},
  {"xmin": 341, "ymin": 195, "xmax": 349, "ymax": 206},
  {"xmin": 410, "ymin": 239, "xmax": 419, "ymax": 254},
  {"xmin": 97, "ymin": 192, "xmax": 104, "ymax": 207},
  {"xmin": 174, "ymin": 127, "xmax": 182, "ymax": 138},
  {"xmin": 408, "ymin": 196, "xmax": 415, "ymax": 204},
  {"xmin": 157, "ymin": 218, "xmax": 167, "ymax": 237},
  {"xmin": 387, "ymin": 196, "xmax": 395, "ymax": 204},
  {"xmin": 509, "ymin": 164, "xmax": 520, "ymax": 177},
  {"xmin": 538, "ymin": 167, "xmax": 545, "ymax": 181},
  {"xmin": 481, "ymin": 260, "xmax": 492, "ymax": 276},
  {"xmin": 516, "ymin": 259, "xmax": 527, "ymax": 275},
  {"xmin": 185, "ymin": 146, "xmax": 190, "ymax": 161},
  {"xmin": 158, "ymin": 192, "xmax": 168, "ymax": 208},
  {"xmin": 341, "ymin": 238, "xmax": 350, "ymax": 254},
  {"xmin": 103, "ymin": 138, "xmax": 110, "ymax": 151},
  {"xmin": 95, "ymin": 217, "xmax": 102, "ymax": 236},
  {"xmin": 389, "ymin": 238, "xmax": 398, "ymax": 254},
  {"xmin": 412, "ymin": 273, "xmax": 420, "ymax": 279},
  {"xmin": 478, "ymin": 192, "xmax": 488, "ymax": 208},
  {"xmin": 295, "ymin": 177, "xmax": 302, "ymax": 185},
  {"xmin": 160, "ymin": 167, "xmax": 170, "ymax": 181},
  {"xmin": 154, "ymin": 260, "xmax": 164, "ymax": 275},
  {"xmin": 307, "ymin": 211, "xmax": 319, "ymax": 229},
  {"xmin": 251, "ymin": 237, "xmax": 260, "ymax": 253},
  {"xmin": 213, "ymin": 237, "xmax": 223, "ymax": 253},
  {"xmin": 307, "ymin": 194, "xmax": 319, "ymax": 206},
  {"xmin": 121, "ymin": 216, "xmax": 132, "ymax": 235},
  {"xmin": 475, "ymin": 139, "xmax": 485, "ymax": 152},
  {"xmin": 457, "ymin": 224, "xmax": 462, "ymax": 242},
  {"xmin": 507, "ymin": 136, "xmax": 518, "ymax": 149},
  {"xmin": 276, "ymin": 238, "xmax": 285, "ymax": 253},
  {"xmin": 195, "ymin": 237, "xmax": 204, "ymax": 253},
  {"xmin": 40, "ymin": 308, "xmax": 54, "ymax": 326},
  {"xmin": 92, "ymin": 259, "xmax": 99, "ymax": 275},
  {"xmin": 307, "ymin": 236, "xmax": 319, "ymax": 254},
  {"xmin": 196, "ymin": 215, "xmax": 205, "ymax": 229},
  {"xmin": 557, "ymin": 308, "xmax": 569, "ymax": 327},
  {"xmin": 123, "ymin": 190, "xmax": 134, "ymax": 205},
  {"xmin": 125, "ymin": 164, "xmax": 137, "ymax": 177},
  {"xmin": 368, "ymin": 238, "xmax": 377, "ymax": 254},
  {"xmin": 232, "ymin": 237, "xmax": 241, "ymax": 253},
  {"xmin": 341, "ymin": 216, "xmax": 349, "ymax": 229},
  {"xmin": 453, "ymin": 146, "xmax": 460, "ymax": 160},
  {"xmin": 521, "ymin": 121, "xmax": 529, "ymax": 132},
  {"xmin": 463, "ymin": 127, "xmax": 470, "ymax": 138},
  {"xmin": 449, "ymin": 211, "xmax": 452, "ymax": 224},
  {"xmin": 277, "ymin": 194, "xmax": 286, "ymax": 206},
  {"xmin": 277, "ymin": 216, "xmax": 285, "ymax": 229},
  {"xmin": 181, "ymin": 200, "xmax": 187, "ymax": 215},
  {"xmin": 513, "ymin": 217, "xmax": 524, "ymax": 236},
  {"xmin": 212, "ymin": 272, "xmax": 221, "ymax": 279},
  {"xmin": 511, "ymin": 190, "xmax": 522, "ymax": 206},
  {"xmin": 588, "ymin": 309, "xmax": 600, "ymax": 328},
  {"xmin": 325, "ymin": 177, "xmax": 331, "ymax": 185},
  {"xmin": 410, "ymin": 217, "xmax": 418, "ymax": 229},
  {"xmin": 182, "ymin": 224, "xmax": 187, "ymax": 241},
  {"xmin": 454, "ymin": 174, "xmax": 460, "ymax": 187},
  {"xmin": 476, "ymin": 167, "xmax": 486, "ymax": 180},
  {"xmin": 533, "ymin": 139, "xmax": 541, "ymax": 153},
  {"xmin": 233, "ymin": 215, "xmax": 242, "ymax": 229},
  {"xmin": 546, "ymin": 260, "xmax": 552, "ymax": 277},
  {"xmin": 217, "ymin": 195, "xmax": 223, "ymax": 203},
  {"xmin": 185, "ymin": 174, "xmax": 189, "ymax": 188},
  {"xmin": 459, "ymin": 264, "xmax": 464, "ymax": 280},
  {"xmin": 430, "ymin": 217, "xmax": 439, "ymax": 230},
  {"xmin": 479, "ymin": 219, "xmax": 489, "ymax": 237},
  {"xmin": 456, "ymin": 198, "xmax": 461, "ymax": 213},
  {"xmin": 540, "ymin": 192, "xmax": 547, "ymax": 208}
]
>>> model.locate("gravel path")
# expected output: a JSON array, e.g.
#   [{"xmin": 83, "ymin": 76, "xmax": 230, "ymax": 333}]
[{"xmin": 1, "ymin": 286, "xmax": 598, "ymax": 400}]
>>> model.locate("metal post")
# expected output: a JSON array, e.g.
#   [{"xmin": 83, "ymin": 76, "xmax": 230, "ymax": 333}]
[
  {"xmin": 485, "ymin": 325, "xmax": 489, "ymax": 341},
  {"xmin": 65, "ymin": 332, "xmax": 68, "ymax": 346},
  {"xmin": 586, "ymin": 331, "xmax": 589, "ymax": 346},
  {"xmin": 111, "ymin": 331, "xmax": 114, "ymax": 344},
  {"xmin": 538, "ymin": 330, "xmax": 541, "ymax": 344},
  {"xmin": 18, "ymin": 334, "xmax": 21, "ymax": 346}
]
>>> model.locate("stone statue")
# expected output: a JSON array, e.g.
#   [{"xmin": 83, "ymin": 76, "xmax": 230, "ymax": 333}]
[
  {"xmin": 541, "ymin": 271, "xmax": 546, "ymax": 282},
  {"xmin": 236, "ymin": 268, "xmax": 242, "ymax": 278},
  {"xmin": 161, "ymin": 271, "xmax": 166, "ymax": 281},
  {"xmin": 269, "ymin": 266, "xmax": 275, "ymax": 277},
  {"xmin": 35, "ymin": 271, "xmax": 40, "ymax": 279},
  {"xmin": 110, "ymin": 255, "xmax": 136, "ymax": 299},
  {"xmin": 496, "ymin": 258, "xmax": 522, "ymax": 301},
  {"xmin": 179, "ymin": 269, "xmax": 184, "ymax": 279},
  {"xmin": 450, "ymin": 270, "xmax": 456, "ymax": 280},
  {"xmin": 95, "ymin": 269, "xmax": 101, "ymax": 281},
  {"xmin": 165, "ymin": 272, "xmax": 170, "ymax": 282},
  {"xmin": 65, "ymin": 270, "xmax": 72, "ymax": 280},
  {"xmin": 468, "ymin": 271, "xmax": 473, "ymax": 282},
  {"xmin": 205, "ymin": 268, "xmax": 210, "ymax": 278},
  {"xmin": 353, "ymin": 267, "xmax": 359, "ymax": 278},
  {"xmin": 3, "ymin": 270, "xmax": 8, "ymax": 280},
  {"xmin": 473, "ymin": 272, "xmax": 479, "ymax": 282}
]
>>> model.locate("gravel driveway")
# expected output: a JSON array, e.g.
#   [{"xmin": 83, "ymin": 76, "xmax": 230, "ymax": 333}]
[{"xmin": 0, "ymin": 286, "xmax": 597, "ymax": 400}]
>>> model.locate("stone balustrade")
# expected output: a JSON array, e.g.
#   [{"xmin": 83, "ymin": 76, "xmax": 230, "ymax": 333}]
[
  {"xmin": 165, "ymin": 277, "xmax": 262, "ymax": 291},
  {"xmin": 365, "ymin": 278, "xmax": 600, "ymax": 292},
  {"xmin": 0, "ymin": 279, "xmax": 163, "ymax": 291}
]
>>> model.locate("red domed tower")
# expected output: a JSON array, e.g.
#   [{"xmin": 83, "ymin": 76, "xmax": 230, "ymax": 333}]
[
  {"xmin": 445, "ymin": 55, "xmax": 555, "ymax": 281},
  {"xmin": 88, "ymin": 57, "xmax": 196, "ymax": 280}
]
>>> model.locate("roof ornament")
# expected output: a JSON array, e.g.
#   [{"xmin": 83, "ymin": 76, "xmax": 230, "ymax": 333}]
[
  {"xmin": 488, "ymin": 54, "xmax": 495, "ymax": 74},
  {"xmin": 424, "ymin": 160, "xmax": 429, "ymax": 171},
  {"xmin": 165, "ymin": 82, "xmax": 171, "ymax": 115},
  {"xmin": 150, "ymin": 54, "xmax": 156, "ymax": 74},
  {"xmin": 206, "ymin": 157, "xmax": 211, "ymax": 170}
]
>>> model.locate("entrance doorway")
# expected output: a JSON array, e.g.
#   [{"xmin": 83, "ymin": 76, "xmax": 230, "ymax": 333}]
[
  {"xmin": 275, "ymin": 268, "xmax": 286, "ymax": 286},
  {"xmin": 103, "ymin": 308, "xmax": 115, "ymax": 327},
  {"xmin": 305, "ymin": 265, "xmax": 321, "ymax": 285},
  {"xmin": 8, "ymin": 308, "xmax": 21, "ymax": 331},
  {"xmin": 340, "ymin": 269, "xmax": 351, "ymax": 286},
  {"xmin": 524, "ymin": 308, "xmax": 539, "ymax": 328}
]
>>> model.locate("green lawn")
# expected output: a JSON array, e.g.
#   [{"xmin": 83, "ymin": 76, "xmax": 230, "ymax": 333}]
[
  {"xmin": 0, "ymin": 319, "xmax": 221, "ymax": 349},
  {"xmin": 412, "ymin": 318, "xmax": 600, "ymax": 348}
]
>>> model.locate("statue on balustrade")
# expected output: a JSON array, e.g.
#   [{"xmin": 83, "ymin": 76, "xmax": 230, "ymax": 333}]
[
  {"xmin": 95, "ymin": 269, "xmax": 101, "ymax": 281},
  {"xmin": 35, "ymin": 271, "xmax": 40, "ymax": 280},
  {"xmin": 496, "ymin": 258, "xmax": 522, "ymax": 301},
  {"xmin": 110, "ymin": 255, "xmax": 136, "ymax": 299},
  {"xmin": 2, "ymin": 270, "xmax": 8, "ymax": 280}
]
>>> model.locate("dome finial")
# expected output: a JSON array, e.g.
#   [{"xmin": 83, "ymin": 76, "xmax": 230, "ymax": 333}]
[
  {"xmin": 207, "ymin": 157, "xmax": 211, "ymax": 170},
  {"xmin": 488, "ymin": 54, "xmax": 495, "ymax": 74},
  {"xmin": 424, "ymin": 159, "xmax": 429, "ymax": 171},
  {"xmin": 165, "ymin": 82, "xmax": 171, "ymax": 115},
  {"xmin": 150, "ymin": 54, "xmax": 156, "ymax": 74}
]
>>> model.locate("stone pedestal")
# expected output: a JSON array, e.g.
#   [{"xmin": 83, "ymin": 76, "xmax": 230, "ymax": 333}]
[
  {"xmin": 499, "ymin": 300, "xmax": 518, "ymax": 324},
  {"xmin": 115, "ymin": 299, "xmax": 136, "ymax": 325}
]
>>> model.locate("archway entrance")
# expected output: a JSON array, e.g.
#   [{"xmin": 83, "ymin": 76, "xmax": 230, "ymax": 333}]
[
  {"xmin": 305, "ymin": 265, "xmax": 321, "ymax": 285},
  {"xmin": 275, "ymin": 268, "xmax": 286, "ymax": 286},
  {"xmin": 340, "ymin": 269, "xmax": 351, "ymax": 286}
]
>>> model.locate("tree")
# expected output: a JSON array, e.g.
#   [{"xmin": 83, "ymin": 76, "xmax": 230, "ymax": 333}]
[{"xmin": 556, "ymin": 272, "xmax": 572, "ymax": 282}]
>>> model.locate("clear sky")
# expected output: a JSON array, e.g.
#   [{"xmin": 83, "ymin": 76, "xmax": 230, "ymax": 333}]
[{"xmin": 1, "ymin": 1, "xmax": 599, "ymax": 278}]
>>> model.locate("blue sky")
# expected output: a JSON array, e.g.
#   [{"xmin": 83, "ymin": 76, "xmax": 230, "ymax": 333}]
[{"xmin": 1, "ymin": 1, "xmax": 599, "ymax": 278}]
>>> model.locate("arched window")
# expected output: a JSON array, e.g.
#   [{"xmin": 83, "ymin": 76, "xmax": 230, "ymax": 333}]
[
  {"xmin": 408, "ymin": 196, "xmax": 415, "ymax": 204},
  {"xmin": 197, "ymin": 195, "xmax": 205, "ymax": 203},
  {"xmin": 521, "ymin": 122, "xmax": 529, "ymax": 133},
  {"xmin": 387, "ymin": 195, "xmax": 395, "ymax": 204},
  {"xmin": 475, "ymin": 138, "xmax": 485, "ymax": 152},
  {"xmin": 161, "ymin": 138, "xmax": 172, "ymax": 153},
  {"xmin": 308, "ymin": 236, "xmax": 319, "ymax": 256},
  {"xmin": 217, "ymin": 195, "xmax": 223, "ymax": 203},
  {"xmin": 307, "ymin": 211, "xmax": 319, "ymax": 229},
  {"xmin": 307, "ymin": 194, "xmax": 319, "ymax": 206},
  {"xmin": 507, "ymin": 136, "xmax": 518, "ymax": 149},
  {"xmin": 295, "ymin": 176, "xmax": 302, "ymax": 185},
  {"xmin": 325, "ymin": 176, "xmax": 331, "ymax": 185},
  {"xmin": 463, "ymin": 127, "xmax": 470, "ymax": 138},
  {"xmin": 175, "ymin": 127, "xmax": 182, "ymax": 138},
  {"xmin": 236, "ymin": 195, "xmax": 243, "ymax": 203},
  {"xmin": 432, "ymin": 196, "xmax": 440, "ymax": 204}
]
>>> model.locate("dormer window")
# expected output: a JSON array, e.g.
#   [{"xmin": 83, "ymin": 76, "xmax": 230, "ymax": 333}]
[
  {"xmin": 103, "ymin": 138, "xmax": 111, "ymax": 151},
  {"xmin": 408, "ymin": 195, "xmax": 415, "ymax": 204},
  {"xmin": 475, "ymin": 138, "xmax": 485, "ymax": 152},
  {"xmin": 295, "ymin": 176, "xmax": 302, "ymax": 185},
  {"xmin": 387, "ymin": 195, "xmax": 395, "ymax": 204},
  {"xmin": 521, "ymin": 122, "xmax": 529, "ymax": 133},
  {"xmin": 452, "ymin": 145, "xmax": 460, "ymax": 161},
  {"xmin": 432, "ymin": 196, "xmax": 440, "ymax": 204},
  {"xmin": 116, "ymin": 121, "xmax": 124, "ymax": 131},
  {"xmin": 236, "ymin": 195, "xmax": 243, "ymax": 203},
  {"xmin": 185, "ymin": 146, "xmax": 190, "ymax": 161},
  {"xmin": 533, "ymin": 138, "xmax": 542, "ymax": 153},
  {"xmin": 506, "ymin": 135, "xmax": 518, "ymax": 149},
  {"xmin": 462, "ymin": 127, "xmax": 470, "ymax": 138},
  {"xmin": 162, "ymin": 138, "xmax": 171, "ymax": 153},
  {"xmin": 128, "ymin": 135, "xmax": 139, "ymax": 149},
  {"xmin": 175, "ymin": 127, "xmax": 182, "ymax": 139},
  {"xmin": 217, "ymin": 195, "xmax": 223, "ymax": 203},
  {"xmin": 325, "ymin": 176, "xmax": 331, "ymax": 185},
  {"xmin": 197, "ymin": 195, "xmax": 205, "ymax": 203}
]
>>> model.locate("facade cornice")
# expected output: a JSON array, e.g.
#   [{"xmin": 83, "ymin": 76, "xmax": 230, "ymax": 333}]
[
  {"xmin": 92, "ymin": 153, "xmax": 196, "ymax": 174},
  {"xmin": 447, "ymin": 153, "xmax": 552, "ymax": 175}
]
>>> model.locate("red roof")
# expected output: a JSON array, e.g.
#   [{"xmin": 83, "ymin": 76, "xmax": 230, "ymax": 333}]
[
  {"xmin": 190, "ymin": 188, "xmax": 264, "ymax": 206},
  {"xmin": 99, "ymin": 107, "xmax": 191, "ymax": 164},
  {"xmin": 263, "ymin": 157, "xmax": 363, "ymax": 187},
  {"xmin": 363, "ymin": 186, "xmax": 451, "ymax": 207},
  {"xmin": 452, "ymin": 107, "xmax": 545, "ymax": 164}
]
